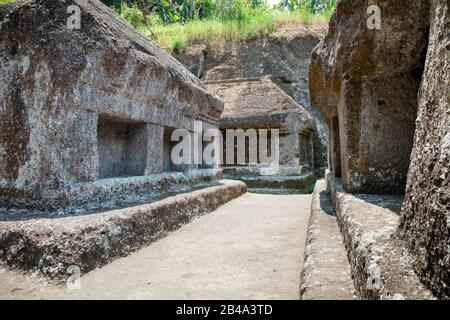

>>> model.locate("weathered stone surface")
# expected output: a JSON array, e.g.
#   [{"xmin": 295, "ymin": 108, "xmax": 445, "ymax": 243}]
[
  {"xmin": 0, "ymin": 0, "xmax": 224, "ymax": 212},
  {"xmin": 397, "ymin": 0, "xmax": 449, "ymax": 299},
  {"xmin": 300, "ymin": 180, "xmax": 355, "ymax": 300},
  {"xmin": 205, "ymin": 77, "xmax": 314, "ymax": 132},
  {"xmin": 309, "ymin": 0, "xmax": 430, "ymax": 194},
  {"xmin": 0, "ymin": 180, "xmax": 247, "ymax": 281},
  {"xmin": 326, "ymin": 173, "xmax": 434, "ymax": 299},
  {"xmin": 174, "ymin": 29, "xmax": 329, "ymax": 175},
  {"xmin": 205, "ymin": 77, "xmax": 314, "ymax": 168},
  {"xmin": 310, "ymin": 0, "xmax": 448, "ymax": 299},
  {"xmin": 222, "ymin": 165, "xmax": 313, "ymax": 192},
  {"xmin": 237, "ymin": 173, "xmax": 314, "ymax": 191},
  {"xmin": 0, "ymin": 169, "xmax": 223, "ymax": 217},
  {"xmin": 223, "ymin": 165, "xmax": 311, "ymax": 177}
]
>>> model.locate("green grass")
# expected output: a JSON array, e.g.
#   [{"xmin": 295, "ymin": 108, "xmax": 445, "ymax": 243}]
[
  {"xmin": 143, "ymin": 9, "xmax": 329, "ymax": 51},
  {"xmin": 306, "ymin": 176, "xmax": 322, "ymax": 194},
  {"xmin": 0, "ymin": 0, "xmax": 16, "ymax": 3}
]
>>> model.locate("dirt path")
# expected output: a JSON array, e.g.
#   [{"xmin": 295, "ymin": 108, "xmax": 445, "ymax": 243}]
[{"xmin": 0, "ymin": 192, "xmax": 311, "ymax": 300}]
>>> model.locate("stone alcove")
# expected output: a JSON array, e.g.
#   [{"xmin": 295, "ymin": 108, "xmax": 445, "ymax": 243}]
[{"xmin": 97, "ymin": 115, "xmax": 148, "ymax": 179}]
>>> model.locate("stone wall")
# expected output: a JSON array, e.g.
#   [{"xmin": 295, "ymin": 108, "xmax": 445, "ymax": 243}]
[
  {"xmin": 310, "ymin": 0, "xmax": 449, "ymax": 298},
  {"xmin": 309, "ymin": 0, "xmax": 430, "ymax": 194},
  {"xmin": 397, "ymin": 0, "xmax": 449, "ymax": 299}
]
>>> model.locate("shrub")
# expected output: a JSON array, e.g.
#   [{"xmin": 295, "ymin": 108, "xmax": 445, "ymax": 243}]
[
  {"xmin": 119, "ymin": 3, "xmax": 146, "ymax": 29},
  {"xmin": 170, "ymin": 37, "xmax": 188, "ymax": 52}
]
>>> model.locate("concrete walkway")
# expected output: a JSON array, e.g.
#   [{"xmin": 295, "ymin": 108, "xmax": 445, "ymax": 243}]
[{"xmin": 0, "ymin": 192, "xmax": 311, "ymax": 300}]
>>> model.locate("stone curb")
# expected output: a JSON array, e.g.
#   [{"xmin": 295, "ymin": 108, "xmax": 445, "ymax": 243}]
[
  {"xmin": 300, "ymin": 180, "xmax": 355, "ymax": 300},
  {"xmin": 326, "ymin": 173, "xmax": 434, "ymax": 300},
  {"xmin": 0, "ymin": 169, "xmax": 224, "ymax": 215},
  {"xmin": 0, "ymin": 180, "xmax": 247, "ymax": 282}
]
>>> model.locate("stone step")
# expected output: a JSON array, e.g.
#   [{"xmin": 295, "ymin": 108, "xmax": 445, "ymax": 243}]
[
  {"xmin": 326, "ymin": 172, "xmax": 434, "ymax": 300},
  {"xmin": 0, "ymin": 169, "xmax": 224, "ymax": 215},
  {"xmin": 300, "ymin": 180, "xmax": 355, "ymax": 299},
  {"xmin": 223, "ymin": 165, "xmax": 310, "ymax": 177},
  {"xmin": 248, "ymin": 188, "xmax": 310, "ymax": 195},
  {"xmin": 231, "ymin": 173, "xmax": 314, "ymax": 191},
  {"xmin": 0, "ymin": 180, "xmax": 247, "ymax": 282}
]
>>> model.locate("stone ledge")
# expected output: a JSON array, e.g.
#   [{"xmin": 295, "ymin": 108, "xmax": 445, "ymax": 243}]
[
  {"xmin": 240, "ymin": 174, "xmax": 313, "ymax": 190},
  {"xmin": 300, "ymin": 180, "xmax": 355, "ymax": 300},
  {"xmin": 0, "ymin": 169, "xmax": 223, "ymax": 216},
  {"xmin": 326, "ymin": 172, "xmax": 434, "ymax": 300},
  {"xmin": 0, "ymin": 180, "xmax": 247, "ymax": 282},
  {"xmin": 233, "ymin": 173, "xmax": 314, "ymax": 191},
  {"xmin": 223, "ymin": 166, "xmax": 314, "ymax": 192},
  {"xmin": 223, "ymin": 165, "xmax": 310, "ymax": 177}
]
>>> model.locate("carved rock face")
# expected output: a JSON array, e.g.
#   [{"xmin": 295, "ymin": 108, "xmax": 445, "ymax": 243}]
[
  {"xmin": 309, "ymin": 0, "xmax": 430, "ymax": 194},
  {"xmin": 397, "ymin": 0, "xmax": 449, "ymax": 299},
  {"xmin": 174, "ymin": 29, "xmax": 329, "ymax": 173},
  {"xmin": 0, "ymin": 0, "xmax": 224, "ymax": 211},
  {"xmin": 309, "ymin": 0, "xmax": 449, "ymax": 298}
]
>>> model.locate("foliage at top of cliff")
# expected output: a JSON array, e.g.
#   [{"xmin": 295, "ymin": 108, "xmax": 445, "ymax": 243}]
[{"xmin": 104, "ymin": 0, "xmax": 334, "ymax": 51}]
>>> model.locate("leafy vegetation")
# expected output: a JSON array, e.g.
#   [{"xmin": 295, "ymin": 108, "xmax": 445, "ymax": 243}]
[
  {"xmin": 306, "ymin": 177, "xmax": 320, "ymax": 194},
  {"xmin": 106, "ymin": 0, "xmax": 335, "ymax": 51}
]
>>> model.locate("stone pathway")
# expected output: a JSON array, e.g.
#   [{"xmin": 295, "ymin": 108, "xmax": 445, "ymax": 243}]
[{"xmin": 0, "ymin": 192, "xmax": 311, "ymax": 300}]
